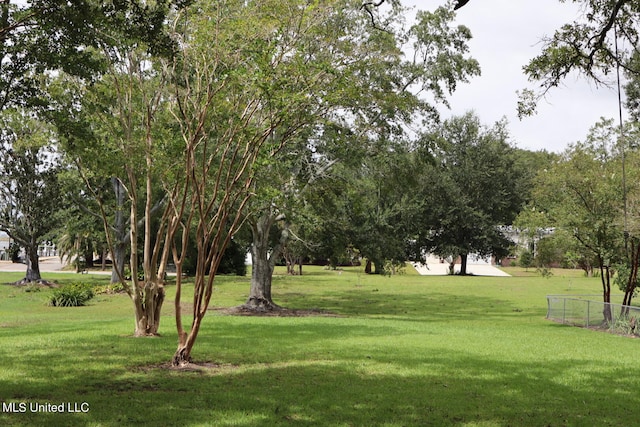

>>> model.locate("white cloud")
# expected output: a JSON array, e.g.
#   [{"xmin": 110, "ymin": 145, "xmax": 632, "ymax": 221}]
[{"xmin": 406, "ymin": 0, "xmax": 624, "ymax": 152}]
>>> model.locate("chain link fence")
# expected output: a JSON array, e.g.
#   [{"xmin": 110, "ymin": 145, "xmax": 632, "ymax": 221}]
[{"xmin": 546, "ymin": 295, "xmax": 640, "ymax": 336}]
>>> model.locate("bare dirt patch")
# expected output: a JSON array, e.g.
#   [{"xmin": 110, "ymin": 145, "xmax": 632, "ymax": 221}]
[
  {"xmin": 214, "ymin": 305, "xmax": 342, "ymax": 317},
  {"xmin": 7, "ymin": 278, "xmax": 59, "ymax": 287},
  {"xmin": 137, "ymin": 361, "xmax": 239, "ymax": 374},
  {"xmin": 584, "ymin": 325, "xmax": 640, "ymax": 338}
]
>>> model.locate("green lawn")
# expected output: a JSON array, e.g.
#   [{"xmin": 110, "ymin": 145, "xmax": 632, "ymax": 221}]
[{"xmin": 0, "ymin": 265, "xmax": 637, "ymax": 426}]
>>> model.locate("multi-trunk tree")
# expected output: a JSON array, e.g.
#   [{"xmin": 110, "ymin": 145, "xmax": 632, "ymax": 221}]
[{"xmin": 166, "ymin": 0, "xmax": 359, "ymax": 363}]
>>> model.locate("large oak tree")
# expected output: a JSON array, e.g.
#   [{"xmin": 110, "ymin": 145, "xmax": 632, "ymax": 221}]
[
  {"xmin": 0, "ymin": 111, "xmax": 61, "ymax": 283},
  {"xmin": 411, "ymin": 112, "xmax": 525, "ymax": 275}
]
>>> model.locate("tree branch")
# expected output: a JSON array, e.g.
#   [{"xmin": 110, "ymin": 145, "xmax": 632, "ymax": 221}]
[{"xmin": 360, "ymin": 1, "xmax": 390, "ymax": 33}]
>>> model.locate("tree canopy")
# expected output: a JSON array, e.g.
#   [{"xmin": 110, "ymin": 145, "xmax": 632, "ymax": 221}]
[
  {"xmin": 0, "ymin": 110, "xmax": 61, "ymax": 282},
  {"xmin": 519, "ymin": 0, "xmax": 640, "ymax": 116},
  {"xmin": 410, "ymin": 112, "xmax": 525, "ymax": 275}
]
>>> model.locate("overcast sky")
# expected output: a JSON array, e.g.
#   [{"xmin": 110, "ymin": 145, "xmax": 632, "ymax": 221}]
[{"xmin": 406, "ymin": 0, "xmax": 623, "ymax": 153}]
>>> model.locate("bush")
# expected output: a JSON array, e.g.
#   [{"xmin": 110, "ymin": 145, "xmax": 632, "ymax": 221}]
[
  {"xmin": 48, "ymin": 283, "xmax": 95, "ymax": 307},
  {"xmin": 94, "ymin": 282, "xmax": 126, "ymax": 294},
  {"xmin": 519, "ymin": 250, "xmax": 534, "ymax": 269}
]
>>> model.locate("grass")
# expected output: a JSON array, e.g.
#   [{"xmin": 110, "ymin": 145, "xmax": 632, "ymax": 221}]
[{"xmin": 0, "ymin": 265, "xmax": 637, "ymax": 426}]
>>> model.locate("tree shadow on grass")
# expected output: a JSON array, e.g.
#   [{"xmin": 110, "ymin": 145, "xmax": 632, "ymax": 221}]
[
  {"xmin": 267, "ymin": 285, "xmax": 545, "ymax": 323},
  {"xmin": 1, "ymin": 342, "xmax": 638, "ymax": 427},
  {"xmin": 0, "ymin": 271, "xmax": 624, "ymax": 426}
]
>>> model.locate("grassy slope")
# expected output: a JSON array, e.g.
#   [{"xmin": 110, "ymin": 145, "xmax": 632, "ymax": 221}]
[{"xmin": 0, "ymin": 266, "xmax": 636, "ymax": 426}]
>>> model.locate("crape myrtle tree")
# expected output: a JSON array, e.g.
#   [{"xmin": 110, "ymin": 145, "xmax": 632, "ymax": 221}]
[
  {"xmin": 239, "ymin": 0, "xmax": 480, "ymax": 310},
  {"xmin": 0, "ymin": 110, "xmax": 61, "ymax": 283},
  {"xmin": 410, "ymin": 112, "xmax": 525, "ymax": 275},
  {"xmin": 59, "ymin": 48, "xmax": 178, "ymax": 337},
  {"xmin": 47, "ymin": 1, "xmax": 188, "ymax": 337},
  {"xmin": 0, "ymin": 1, "xmax": 179, "ymax": 287},
  {"xmin": 166, "ymin": 0, "xmax": 408, "ymax": 364}
]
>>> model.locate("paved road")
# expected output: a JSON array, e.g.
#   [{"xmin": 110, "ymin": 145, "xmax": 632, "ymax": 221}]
[
  {"xmin": 0, "ymin": 257, "xmax": 67, "ymax": 273},
  {"xmin": 0, "ymin": 256, "xmax": 510, "ymax": 277}
]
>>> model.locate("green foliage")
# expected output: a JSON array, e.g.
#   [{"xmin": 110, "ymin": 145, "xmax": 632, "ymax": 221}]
[
  {"xmin": 519, "ymin": 250, "xmax": 534, "ymax": 269},
  {"xmin": 614, "ymin": 263, "xmax": 640, "ymax": 297},
  {"xmin": 7, "ymin": 242, "xmax": 20, "ymax": 263},
  {"xmin": 535, "ymin": 266, "xmax": 554, "ymax": 278},
  {"xmin": 47, "ymin": 283, "xmax": 95, "ymax": 307},
  {"xmin": 0, "ymin": 0, "xmax": 182, "ymax": 113},
  {"xmin": 410, "ymin": 112, "xmax": 527, "ymax": 271},
  {"xmin": 608, "ymin": 315, "xmax": 640, "ymax": 337},
  {"xmin": 0, "ymin": 110, "xmax": 63, "ymax": 280},
  {"xmin": 182, "ymin": 238, "xmax": 248, "ymax": 276},
  {"xmin": 521, "ymin": 0, "xmax": 640, "ymax": 115},
  {"xmin": 216, "ymin": 240, "xmax": 248, "ymax": 276},
  {"xmin": 535, "ymin": 235, "xmax": 565, "ymax": 267},
  {"xmin": 94, "ymin": 281, "xmax": 126, "ymax": 295},
  {"xmin": 526, "ymin": 122, "xmax": 627, "ymax": 281}
]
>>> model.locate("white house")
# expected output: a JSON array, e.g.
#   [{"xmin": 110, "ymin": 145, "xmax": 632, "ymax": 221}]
[{"xmin": 0, "ymin": 231, "xmax": 10, "ymax": 260}]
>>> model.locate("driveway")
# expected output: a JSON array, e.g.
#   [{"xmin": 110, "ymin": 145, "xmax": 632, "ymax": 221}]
[
  {"xmin": 0, "ymin": 257, "xmax": 66, "ymax": 273},
  {"xmin": 412, "ymin": 255, "xmax": 510, "ymax": 277}
]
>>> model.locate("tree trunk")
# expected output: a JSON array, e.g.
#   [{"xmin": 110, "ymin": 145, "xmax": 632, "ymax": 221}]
[
  {"xmin": 84, "ymin": 245, "xmax": 94, "ymax": 269},
  {"xmin": 25, "ymin": 244, "xmax": 41, "ymax": 282},
  {"xmin": 242, "ymin": 213, "xmax": 285, "ymax": 311},
  {"xmin": 101, "ymin": 248, "xmax": 107, "ymax": 271},
  {"xmin": 171, "ymin": 314, "xmax": 202, "ymax": 367},
  {"xmin": 373, "ymin": 260, "xmax": 384, "ymax": 275},
  {"xmin": 247, "ymin": 248, "xmax": 277, "ymax": 310},
  {"xmin": 132, "ymin": 280, "xmax": 165, "ymax": 336},
  {"xmin": 111, "ymin": 242, "xmax": 127, "ymax": 283},
  {"xmin": 364, "ymin": 259, "xmax": 372, "ymax": 274},
  {"xmin": 622, "ymin": 240, "xmax": 640, "ymax": 315},
  {"xmin": 599, "ymin": 258, "xmax": 612, "ymax": 324},
  {"xmin": 172, "ymin": 344, "xmax": 192, "ymax": 367},
  {"xmin": 111, "ymin": 177, "xmax": 128, "ymax": 283},
  {"xmin": 459, "ymin": 253, "xmax": 468, "ymax": 275}
]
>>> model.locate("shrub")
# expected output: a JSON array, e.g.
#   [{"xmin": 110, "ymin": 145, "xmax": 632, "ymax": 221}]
[
  {"xmin": 48, "ymin": 283, "xmax": 94, "ymax": 307},
  {"xmin": 519, "ymin": 250, "xmax": 534, "ymax": 269},
  {"xmin": 94, "ymin": 282, "xmax": 126, "ymax": 294}
]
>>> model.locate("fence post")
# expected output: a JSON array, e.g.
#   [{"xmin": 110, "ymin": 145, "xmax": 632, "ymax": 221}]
[
  {"xmin": 586, "ymin": 300, "xmax": 590, "ymax": 327},
  {"xmin": 563, "ymin": 298, "xmax": 566, "ymax": 324}
]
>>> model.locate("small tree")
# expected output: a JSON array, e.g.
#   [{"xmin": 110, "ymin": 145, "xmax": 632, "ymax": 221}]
[
  {"xmin": 519, "ymin": 250, "xmax": 534, "ymax": 270},
  {"xmin": 526, "ymin": 121, "xmax": 628, "ymax": 321}
]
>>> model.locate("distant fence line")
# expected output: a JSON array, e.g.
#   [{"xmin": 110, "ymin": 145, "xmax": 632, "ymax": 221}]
[{"xmin": 546, "ymin": 295, "xmax": 640, "ymax": 336}]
